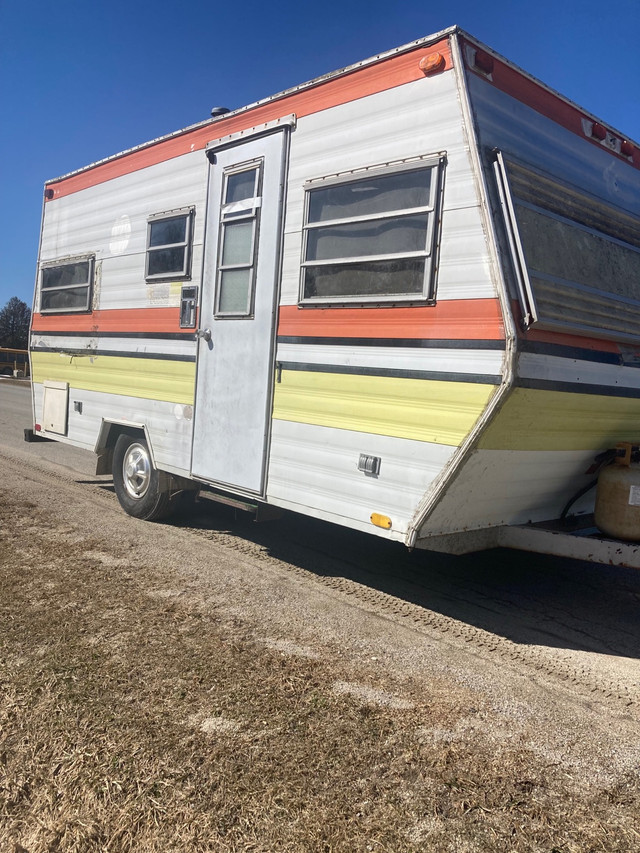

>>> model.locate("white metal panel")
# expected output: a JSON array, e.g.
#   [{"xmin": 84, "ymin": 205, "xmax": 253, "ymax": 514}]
[
  {"xmin": 94, "ymin": 245, "xmax": 203, "ymax": 312},
  {"xmin": 468, "ymin": 76, "xmax": 640, "ymax": 217},
  {"xmin": 30, "ymin": 333, "xmax": 196, "ymax": 360},
  {"xmin": 41, "ymin": 381, "xmax": 69, "ymax": 434},
  {"xmin": 420, "ymin": 448, "xmax": 597, "ymax": 536},
  {"xmin": 497, "ymin": 524, "xmax": 640, "ymax": 569},
  {"xmin": 39, "ymin": 151, "xmax": 209, "ymax": 312},
  {"xmin": 277, "ymin": 342, "xmax": 504, "ymax": 378},
  {"xmin": 436, "ymin": 206, "xmax": 494, "ymax": 298},
  {"xmin": 267, "ymin": 418, "xmax": 456, "ymax": 537},
  {"xmin": 32, "ymin": 383, "xmax": 194, "ymax": 475},
  {"xmin": 279, "ymin": 73, "xmax": 495, "ymax": 305},
  {"xmin": 518, "ymin": 352, "xmax": 640, "ymax": 391}
]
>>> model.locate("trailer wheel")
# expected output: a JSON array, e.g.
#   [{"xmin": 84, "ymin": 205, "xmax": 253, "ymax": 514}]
[{"xmin": 112, "ymin": 433, "xmax": 172, "ymax": 521}]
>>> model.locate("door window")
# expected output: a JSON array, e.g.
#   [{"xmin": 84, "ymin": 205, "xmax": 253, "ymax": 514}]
[{"xmin": 214, "ymin": 162, "xmax": 262, "ymax": 317}]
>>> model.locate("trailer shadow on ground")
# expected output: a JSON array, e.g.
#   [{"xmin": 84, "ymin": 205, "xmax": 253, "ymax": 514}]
[{"xmin": 96, "ymin": 484, "xmax": 640, "ymax": 663}]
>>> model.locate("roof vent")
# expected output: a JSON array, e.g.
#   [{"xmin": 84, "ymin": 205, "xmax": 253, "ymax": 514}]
[{"xmin": 211, "ymin": 106, "xmax": 231, "ymax": 118}]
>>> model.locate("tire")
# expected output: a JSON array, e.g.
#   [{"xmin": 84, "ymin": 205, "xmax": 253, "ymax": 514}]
[{"xmin": 112, "ymin": 433, "xmax": 173, "ymax": 521}]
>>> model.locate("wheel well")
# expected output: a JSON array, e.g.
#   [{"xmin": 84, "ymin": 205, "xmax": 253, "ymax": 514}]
[
  {"xmin": 95, "ymin": 423, "xmax": 146, "ymax": 476},
  {"xmin": 95, "ymin": 422, "xmax": 197, "ymax": 496}
]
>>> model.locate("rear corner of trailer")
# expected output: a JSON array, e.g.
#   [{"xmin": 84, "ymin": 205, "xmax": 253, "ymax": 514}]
[{"xmin": 412, "ymin": 30, "xmax": 640, "ymax": 553}]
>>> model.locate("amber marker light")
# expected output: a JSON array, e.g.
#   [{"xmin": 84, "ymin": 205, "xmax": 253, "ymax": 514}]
[
  {"xmin": 419, "ymin": 52, "xmax": 446, "ymax": 76},
  {"xmin": 370, "ymin": 513, "xmax": 392, "ymax": 530}
]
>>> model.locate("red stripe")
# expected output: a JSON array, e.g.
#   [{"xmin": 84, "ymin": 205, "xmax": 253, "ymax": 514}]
[{"xmin": 461, "ymin": 37, "xmax": 639, "ymax": 171}]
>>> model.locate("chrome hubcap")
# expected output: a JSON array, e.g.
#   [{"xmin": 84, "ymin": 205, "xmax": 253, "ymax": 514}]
[{"xmin": 123, "ymin": 443, "xmax": 151, "ymax": 499}]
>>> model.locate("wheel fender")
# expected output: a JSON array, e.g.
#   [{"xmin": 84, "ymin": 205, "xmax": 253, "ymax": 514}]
[{"xmin": 94, "ymin": 419, "xmax": 157, "ymax": 475}]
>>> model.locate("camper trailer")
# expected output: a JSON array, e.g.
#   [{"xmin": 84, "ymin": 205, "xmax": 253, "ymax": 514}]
[{"xmin": 28, "ymin": 27, "xmax": 640, "ymax": 565}]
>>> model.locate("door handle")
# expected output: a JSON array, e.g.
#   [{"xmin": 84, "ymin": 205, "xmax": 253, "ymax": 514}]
[{"xmin": 197, "ymin": 328, "xmax": 212, "ymax": 342}]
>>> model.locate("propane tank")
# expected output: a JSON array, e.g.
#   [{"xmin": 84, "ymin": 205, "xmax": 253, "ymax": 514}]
[{"xmin": 594, "ymin": 444, "xmax": 640, "ymax": 541}]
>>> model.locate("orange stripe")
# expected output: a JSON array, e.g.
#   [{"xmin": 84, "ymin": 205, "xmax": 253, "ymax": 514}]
[
  {"xmin": 31, "ymin": 307, "xmax": 190, "ymax": 335},
  {"xmin": 523, "ymin": 326, "xmax": 622, "ymax": 354},
  {"xmin": 46, "ymin": 40, "xmax": 452, "ymax": 201},
  {"xmin": 32, "ymin": 301, "xmax": 504, "ymax": 340},
  {"xmin": 510, "ymin": 299, "xmax": 622, "ymax": 353},
  {"xmin": 277, "ymin": 300, "xmax": 504, "ymax": 340}
]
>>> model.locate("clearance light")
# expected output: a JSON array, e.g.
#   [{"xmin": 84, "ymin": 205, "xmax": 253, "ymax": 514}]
[
  {"xmin": 582, "ymin": 118, "xmax": 632, "ymax": 158},
  {"xmin": 473, "ymin": 50, "xmax": 494, "ymax": 75},
  {"xmin": 35, "ymin": 424, "xmax": 42, "ymax": 431},
  {"xmin": 419, "ymin": 52, "xmax": 446, "ymax": 76},
  {"xmin": 371, "ymin": 513, "xmax": 392, "ymax": 530}
]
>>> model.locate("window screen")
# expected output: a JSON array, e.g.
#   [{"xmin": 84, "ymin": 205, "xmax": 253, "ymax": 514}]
[
  {"xmin": 300, "ymin": 158, "xmax": 444, "ymax": 304},
  {"xmin": 40, "ymin": 258, "xmax": 94, "ymax": 313}
]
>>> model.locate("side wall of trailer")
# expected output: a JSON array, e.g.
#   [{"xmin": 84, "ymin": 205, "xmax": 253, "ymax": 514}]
[
  {"xmin": 418, "ymin": 49, "xmax": 640, "ymax": 541},
  {"xmin": 31, "ymin": 152, "xmax": 208, "ymax": 475},
  {"xmin": 31, "ymin": 38, "xmax": 508, "ymax": 542},
  {"xmin": 265, "ymin": 59, "xmax": 506, "ymax": 540}
]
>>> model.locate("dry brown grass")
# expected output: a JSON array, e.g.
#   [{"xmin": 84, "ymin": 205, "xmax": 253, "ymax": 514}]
[{"xmin": 1, "ymin": 494, "xmax": 640, "ymax": 852}]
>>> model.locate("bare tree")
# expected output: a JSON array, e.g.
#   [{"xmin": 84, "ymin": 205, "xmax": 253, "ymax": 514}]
[{"xmin": 0, "ymin": 297, "xmax": 31, "ymax": 349}]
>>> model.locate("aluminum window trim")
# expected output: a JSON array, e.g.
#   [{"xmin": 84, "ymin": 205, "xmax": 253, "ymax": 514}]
[
  {"xmin": 217, "ymin": 216, "xmax": 259, "ymax": 273},
  {"xmin": 302, "ymin": 153, "xmax": 446, "ymax": 190},
  {"xmin": 145, "ymin": 206, "xmax": 195, "ymax": 282},
  {"xmin": 493, "ymin": 152, "xmax": 538, "ymax": 329},
  {"xmin": 214, "ymin": 161, "xmax": 263, "ymax": 319},
  {"xmin": 39, "ymin": 255, "xmax": 94, "ymax": 314},
  {"xmin": 299, "ymin": 155, "xmax": 445, "ymax": 306},
  {"xmin": 305, "ymin": 206, "xmax": 434, "ymax": 229},
  {"xmin": 301, "ymin": 250, "xmax": 430, "ymax": 268}
]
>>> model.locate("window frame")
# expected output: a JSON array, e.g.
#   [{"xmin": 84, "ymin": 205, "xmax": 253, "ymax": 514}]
[
  {"xmin": 213, "ymin": 159, "xmax": 263, "ymax": 319},
  {"xmin": 39, "ymin": 255, "xmax": 95, "ymax": 314},
  {"xmin": 298, "ymin": 155, "xmax": 446, "ymax": 307},
  {"xmin": 145, "ymin": 206, "xmax": 195, "ymax": 282}
]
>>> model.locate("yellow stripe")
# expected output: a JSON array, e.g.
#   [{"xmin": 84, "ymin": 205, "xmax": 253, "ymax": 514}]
[
  {"xmin": 479, "ymin": 387, "xmax": 640, "ymax": 451},
  {"xmin": 273, "ymin": 369, "xmax": 496, "ymax": 446},
  {"xmin": 31, "ymin": 351, "xmax": 195, "ymax": 405}
]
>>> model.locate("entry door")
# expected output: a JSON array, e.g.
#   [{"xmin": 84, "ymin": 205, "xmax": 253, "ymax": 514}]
[{"xmin": 191, "ymin": 129, "xmax": 288, "ymax": 494}]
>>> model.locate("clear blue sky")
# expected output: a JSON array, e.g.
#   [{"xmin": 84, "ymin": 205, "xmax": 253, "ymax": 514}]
[{"xmin": 1, "ymin": 0, "xmax": 638, "ymax": 311}]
